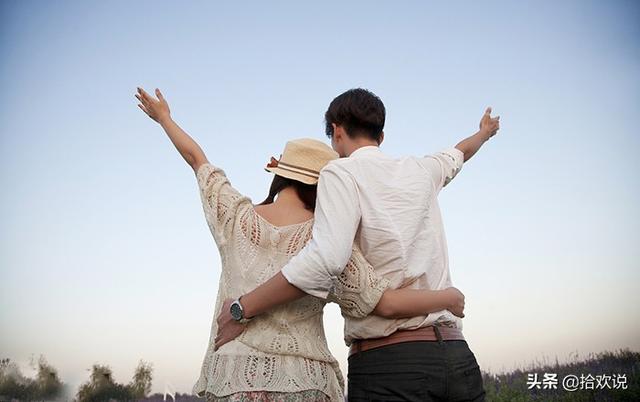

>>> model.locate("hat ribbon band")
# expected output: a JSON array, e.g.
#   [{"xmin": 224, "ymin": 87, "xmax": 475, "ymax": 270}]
[
  {"xmin": 267, "ymin": 157, "xmax": 320, "ymax": 178},
  {"xmin": 277, "ymin": 160, "xmax": 320, "ymax": 175},
  {"xmin": 275, "ymin": 165, "xmax": 319, "ymax": 179}
]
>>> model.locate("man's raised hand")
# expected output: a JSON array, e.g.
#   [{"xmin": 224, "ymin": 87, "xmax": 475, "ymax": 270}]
[{"xmin": 479, "ymin": 106, "xmax": 500, "ymax": 138}]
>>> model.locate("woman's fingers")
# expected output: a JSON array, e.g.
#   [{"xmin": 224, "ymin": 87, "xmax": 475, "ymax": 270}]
[
  {"xmin": 135, "ymin": 87, "xmax": 166, "ymax": 123},
  {"xmin": 214, "ymin": 336, "xmax": 227, "ymax": 351},
  {"xmin": 135, "ymin": 89, "xmax": 160, "ymax": 117},
  {"xmin": 138, "ymin": 104, "xmax": 156, "ymax": 121},
  {"xmin": 135, "ymin": 93, "xmax": 147, "ymax": 107},
  {"xmin": 135, "ymin": 92, "xmax": 153, "ymax": 112},
  {"xmin": 137, "ymin": 87, "xmax": 155, "ymax": 103},
  {"xmin": 136, "ymin": 87, "xmax": 147, "ymax": 101}
]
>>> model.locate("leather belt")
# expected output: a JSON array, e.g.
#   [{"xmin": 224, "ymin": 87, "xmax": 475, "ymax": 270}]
[{"xmin": 348, "ymin": 326, "xmax": 465, "ymax": 358}]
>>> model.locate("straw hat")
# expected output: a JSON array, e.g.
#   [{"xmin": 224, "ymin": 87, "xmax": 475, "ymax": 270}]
[{"xmin": 264, "ymin": 138, "xmax": 339, "ymax": 185}]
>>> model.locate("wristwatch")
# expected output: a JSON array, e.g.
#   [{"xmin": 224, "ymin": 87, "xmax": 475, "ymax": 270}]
[{"xmin": 230, "ymin": 296, "xmax": 252, "ymax": 324}]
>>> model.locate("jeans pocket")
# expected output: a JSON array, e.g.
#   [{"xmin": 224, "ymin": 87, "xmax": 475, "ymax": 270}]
[
  {"xmin": 447, "ymin": 344, "xmax": 486, "ymax": 402},
  {"xmin": 463, "ymin": 362, "xmax": 486, "ymax": 401}
]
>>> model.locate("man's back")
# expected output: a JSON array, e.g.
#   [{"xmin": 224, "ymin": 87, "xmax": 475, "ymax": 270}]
[{"xmin": 324, "ymin": 145, "xmax": 465, "ymax": 343}]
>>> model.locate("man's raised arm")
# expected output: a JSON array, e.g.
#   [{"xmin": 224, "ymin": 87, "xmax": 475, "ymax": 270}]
[
  {"xmin": 455, "ymin": 107, "xmax": 501, "ymax": 162},
  {"xmin": 214, "ymin": 163, "xmax": 361, "ymax": 350}
]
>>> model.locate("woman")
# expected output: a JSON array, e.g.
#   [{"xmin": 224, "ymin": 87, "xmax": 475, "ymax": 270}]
[{"xmin": 134, "ymin": 87, "xmax": 465, "ymax": 401}]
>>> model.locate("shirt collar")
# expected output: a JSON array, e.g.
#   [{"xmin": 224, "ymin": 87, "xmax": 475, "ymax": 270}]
[{"xmin": 348, "ymin": 145, "xmax": 382, "ymax": 158}]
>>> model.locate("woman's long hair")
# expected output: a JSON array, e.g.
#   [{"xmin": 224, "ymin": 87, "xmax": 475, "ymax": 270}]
[{"xmin": 259, "ymin": 174, "xmax": 317, "ymax": 211}]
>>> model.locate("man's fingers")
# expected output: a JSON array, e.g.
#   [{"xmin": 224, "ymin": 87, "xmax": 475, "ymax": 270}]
[
  {"xmin": 485, "ymin": 106, "xmax": 492, "ymax": 115},
  {"xmin": 155, "ymin": 88, "xmax": 164, "ymax": 101}
]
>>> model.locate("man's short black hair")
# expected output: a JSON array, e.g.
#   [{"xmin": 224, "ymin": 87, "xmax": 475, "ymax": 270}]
[{"xmin": 325, "ymin": 88, "xmax": 385, "ymax": 143}]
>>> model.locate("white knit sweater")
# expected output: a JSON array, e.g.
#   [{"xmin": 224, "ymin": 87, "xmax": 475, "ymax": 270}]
[{"xmin": 191, "ymin": 163, "xmax": 390, "ymax": 401}]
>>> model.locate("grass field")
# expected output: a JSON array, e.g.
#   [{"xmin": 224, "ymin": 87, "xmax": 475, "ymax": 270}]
[{"xmin": 481, "ymin": 349, "xmax": 639, "ymax": 401}]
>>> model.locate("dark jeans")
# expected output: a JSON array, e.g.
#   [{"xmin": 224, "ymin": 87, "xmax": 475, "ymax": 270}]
[{"xmin": 347, "ymin": 331, "xmax": 485, "ymax": 401}]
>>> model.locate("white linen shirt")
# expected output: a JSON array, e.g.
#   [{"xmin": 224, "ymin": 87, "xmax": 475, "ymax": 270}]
[{"xmin": 280, "ymin": 145, "xmax": 466, "ymax": 343}]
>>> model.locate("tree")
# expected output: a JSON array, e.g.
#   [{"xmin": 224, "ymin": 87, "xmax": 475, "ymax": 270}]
[
  {"xmin": 128, "ymin": 360, "xmax": 153, "ymax": 400},
  {"xmin": 35, "ymin": 355, "xmax": 64, "ymax": 401},
  {"xmin": 75, "ymin": 360, "xmax": 154, "ymax": 402},
  {"xmin": 76, "ymin": 364, "xmax": 130, "ymax": 402},
  {"xmin": 0, "ymin": 355, "xmax": 64, "ymax": 401}
]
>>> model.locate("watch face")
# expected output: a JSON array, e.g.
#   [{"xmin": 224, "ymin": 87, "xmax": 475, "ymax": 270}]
[{"xmin": 230, "ymin": 301, "xmax": 243, "ymax": 321}]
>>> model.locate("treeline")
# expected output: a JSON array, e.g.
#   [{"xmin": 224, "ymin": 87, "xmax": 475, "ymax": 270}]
[
  {"xmin": 2, "ymin": 348, "xmax": 639, "ymax": 401},
  {"xmin": 0, "ymin": 356, "xmax": 156, "ymax": 402}
]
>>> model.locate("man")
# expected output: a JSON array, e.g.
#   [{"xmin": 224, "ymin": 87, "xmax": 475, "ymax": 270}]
[{"xmin": 215, "ymin": 88, "xmax": 500, "ymax": 401}]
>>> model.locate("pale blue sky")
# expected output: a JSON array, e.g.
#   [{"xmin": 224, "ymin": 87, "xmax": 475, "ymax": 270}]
[{"xmin": 1, "ymin": 0, "xmax": 639, "ymax": 396}]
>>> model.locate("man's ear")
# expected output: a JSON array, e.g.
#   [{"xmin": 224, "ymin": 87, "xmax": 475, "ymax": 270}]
[
  {"xmin": 378, "ymin": 131, "xmax": 384, "ymax": 145},
  {"xmin": 333, "ymin": 123, "xmax": 342, "ymax": 141}
]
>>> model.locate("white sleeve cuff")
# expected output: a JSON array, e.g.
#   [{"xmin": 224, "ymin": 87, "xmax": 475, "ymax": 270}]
[
  {"xmin": 445, "ymin": 147, "xmax": 465, "ymax": 167},
  {"xmin": 281, "ymin": 265, "xmax": 331, "ymax": 300}
]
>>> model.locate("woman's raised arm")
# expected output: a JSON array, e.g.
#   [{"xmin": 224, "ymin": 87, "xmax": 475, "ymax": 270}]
[{"xmin": 135, "ymin": 87, "xmax": 208, "ymax": 171}]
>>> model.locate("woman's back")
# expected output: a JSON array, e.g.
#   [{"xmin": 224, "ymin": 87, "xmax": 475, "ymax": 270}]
[{"xmin": 192, "ymin": 163, "xmax": 345, "ymax": 401}]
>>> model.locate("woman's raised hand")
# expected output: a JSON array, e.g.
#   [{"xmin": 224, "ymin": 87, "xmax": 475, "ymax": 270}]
[{"xmin": 135, "ymin": 86, "xmax": 171, "ymax": 124}]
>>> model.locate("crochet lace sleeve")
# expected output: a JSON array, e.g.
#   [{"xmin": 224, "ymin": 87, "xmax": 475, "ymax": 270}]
[
  {"xmin": 326, "ymin": 244, "xmax": 391, "ymax": 318},
  {"xmin": 196, "ymin": 162, "xmax": 252, "ymax": 244}
]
